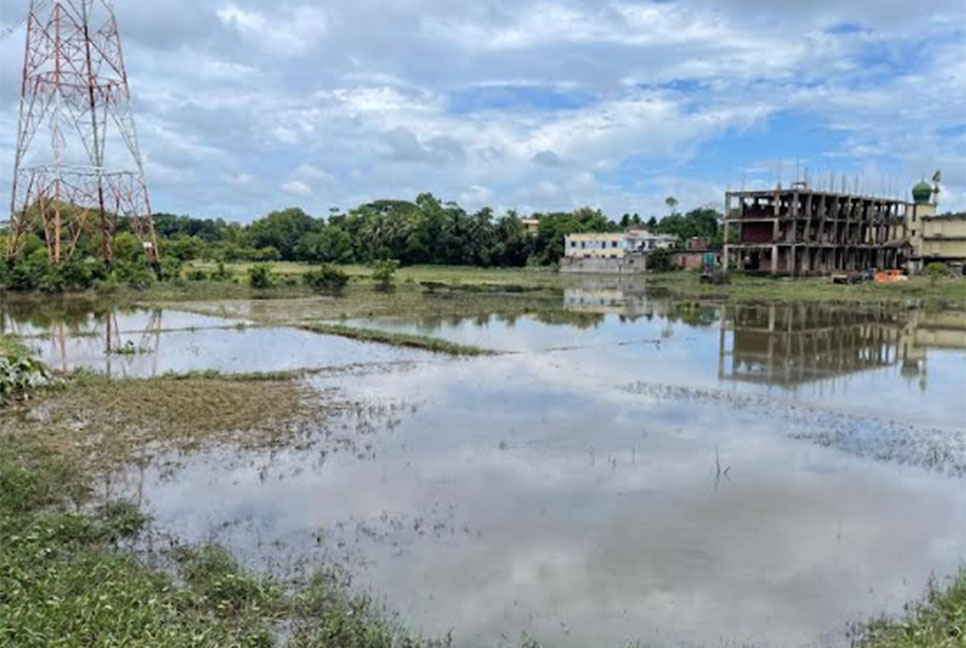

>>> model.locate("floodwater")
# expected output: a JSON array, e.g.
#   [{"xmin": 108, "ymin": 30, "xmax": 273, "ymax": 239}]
[{"xmin": 4, "ymin": 288, "xmax": 965, "ymax": 647}]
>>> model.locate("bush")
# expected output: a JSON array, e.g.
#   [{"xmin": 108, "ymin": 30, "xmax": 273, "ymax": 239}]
[
  {"xmin": 648, "ymin": 247, "xmax": 674, "ymax": 273},
  {"xmin": 210, "ymin": 262, "xmax": 232, "ymax": 282},
  {"xmin": 111, "ymin": 258, "xmax": 156, "ymax": 289},
  {"xmin": 371, "ymin": 259, "xmax": 400, "ymax": 291},
  {"xmin": 303, "ymin": 265, "xmax": 349, "ymax": 293},
  {"xmin": 186, "ymin": 269, "xmax": 208, "ymax": 282},
  {"xmin": 925, "ymin": 262, "xmax": 948, "ymax": 284},
  {"xmin": 159, "ymin": 256, "xmax": 183, "ymax": 282},
  {"xmin": 248, "ymin": 264, "xmax": 276, "ymax": 289}
]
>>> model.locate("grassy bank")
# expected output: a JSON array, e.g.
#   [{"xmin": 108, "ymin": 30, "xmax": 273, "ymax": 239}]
[
  {"xmin": 648, "ymin": 272, "xmax": 966, "ymax": 306},
  {"xmin": 0, "ymin": 430, "xmax": 448, "ymax": 648},
  {"xmin": 6, "ymin": 262, "xmax": 963, "ymax": 309},
  {"xmin": 300, "ymin": 323, "xmax": 495, "ymax": 356},
  {"xmin": 853, "ymin": 569, "xmax": 966, "ymax": 647}
]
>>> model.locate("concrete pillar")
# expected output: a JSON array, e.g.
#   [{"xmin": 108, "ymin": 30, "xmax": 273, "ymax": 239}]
[{"xmin": 771, "ymin": 245, "xmax": 779, "ymax": 273}]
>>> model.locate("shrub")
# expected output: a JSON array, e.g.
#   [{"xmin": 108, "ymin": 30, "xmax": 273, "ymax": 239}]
[
  {"xmin": 648, "ymin": 247, "xmax": 674, "ymax": 273},
  {"xmin": 925, "ymin": 262, "xmax": 948, "ymax": 284},
  {"xmin": 210, "ymin": 262, "xmax": 232, "ymax": 282},
  {"xmin": 248, "ymin": 264, "xmax": 276, "ymax": 289},
  {"xmin": 186, "ymin": 268, "xmax": 208, "ymax": 282},
  {"xmin": 111, "ymin": 258, "xmax": 156, "ymax": 289},
  {"xmin": 159, "ymin": 256, "xmax": 184, "ymax": 282},
  {"xmin": 303, "ymin": 265, "xmax": 349, "ymax": 293},
  {"xmin": 0, "ymin": 355, "xmax": 48, "ymax": 406},
  {"xmin": 371, "ymin": 259, "xmax": 400, "ymax": 291}
]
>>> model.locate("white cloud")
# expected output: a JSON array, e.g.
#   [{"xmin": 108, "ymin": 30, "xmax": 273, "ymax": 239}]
[
  {"xmin": 281, "ymin": 180, "xmax": 312, "ymax": 197},
  {"xmin": 217, "ymin": 3, "xmax": 327, "ymax": 57},
  {"xmin": 0, "ymin": 0, "xmax": 962, "ymax": 219}
]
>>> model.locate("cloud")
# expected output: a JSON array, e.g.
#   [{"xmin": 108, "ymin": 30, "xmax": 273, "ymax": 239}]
[
  {"xmin": 216, "ymin": 3, "xmax": 327, "ymax": 57},
  {"xmin": 533, "ymin": 150, "xmax": 568, "ymax": 167},
  {"xmin": 282, "ymin": 180, "xmax": 312, "ymax": 197},
  {"xmin": 0, "ymin": 0, "xmax": 962, "ymax": 219}
]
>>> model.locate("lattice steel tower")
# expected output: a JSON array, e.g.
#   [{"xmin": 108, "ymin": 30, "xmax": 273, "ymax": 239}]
[{"xmin": 7, "ymin": 0, "xmax": 158, "ymax": 265}]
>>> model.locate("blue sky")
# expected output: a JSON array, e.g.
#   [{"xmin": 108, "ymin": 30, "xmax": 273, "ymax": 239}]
[{"xmin": 0, "ymin": 0, "xmax": 964, "ymax": 222}]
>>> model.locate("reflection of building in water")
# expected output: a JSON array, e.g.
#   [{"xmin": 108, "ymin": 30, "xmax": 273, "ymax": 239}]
[
  {"xmin": 563, "ymin": 288, "xmax": 653, "ymax": 318},
  {"xmin": 718, "ymin": 304, "xmax": 966, "ymax": 388}
]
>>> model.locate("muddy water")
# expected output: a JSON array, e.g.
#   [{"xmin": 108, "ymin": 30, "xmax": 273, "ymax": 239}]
[{"xmin": 5, "ymin": 294, "xmax": 966, "ymax": 647}]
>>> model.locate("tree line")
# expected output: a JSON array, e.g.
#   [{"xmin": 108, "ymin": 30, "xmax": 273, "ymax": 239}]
[{"xmin": 0, "ymin": 193, "xmax": 724, "ymax": 292}]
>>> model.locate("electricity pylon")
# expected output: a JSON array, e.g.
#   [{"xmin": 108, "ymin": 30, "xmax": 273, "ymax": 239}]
[{"xmin": 7, "ymin": 0, "xmax": 159, "ymax": 265}]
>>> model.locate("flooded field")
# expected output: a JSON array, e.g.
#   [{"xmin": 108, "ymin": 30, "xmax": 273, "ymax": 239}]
[{"xmin": 3, "ymin": 287, "xmax": 964, "ymax": 647}]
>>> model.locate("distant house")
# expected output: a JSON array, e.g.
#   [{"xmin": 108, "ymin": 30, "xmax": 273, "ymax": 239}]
[
  {"xmin": 674, "ymin": 237, "xmax": 721, "ymax": 270},
  {"xmin": 624, "ymin": 229, "xmax": 677, "ymax": 253},
  {"xmin": 521, "ymin": 218, "xmax": 540, "ymax": 236},
  {"xmin": 564, "ymin": 232, "xmax": 627, "ymax": 259}
]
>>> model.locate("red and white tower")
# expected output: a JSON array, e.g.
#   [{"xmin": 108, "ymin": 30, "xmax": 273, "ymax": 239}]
[{"xmin": 7, "ymin": 0, "xmax": 158, "ymax": 265}]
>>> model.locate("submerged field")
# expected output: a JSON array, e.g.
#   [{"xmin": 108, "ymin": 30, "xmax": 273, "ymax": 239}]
[{"xmin": 1, "ymin": 273, "xmax": 965, "ymax": 646}]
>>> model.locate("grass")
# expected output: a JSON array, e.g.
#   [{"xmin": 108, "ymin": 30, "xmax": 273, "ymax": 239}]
[
  {"xmin": 648, "ymin": 271, "xmax": 966, "ymax": 306},
  {"xmin": 300, "ymin": 322, "xmax": 496, "ymax": 356},
  {"xmin": 852, "ymin": 569, "xmax": 966, "ymax": 647},
  {"xmin": 0, "ymin": 371, "xmax": 336, "ymax": 474},
  {"xmin": 0, "ymin": 431, "xmax": 449, "ymax": 648},
  {"xmin": 0, "ymin": 334, "xmax": 30, "ymax": 358},
  {"xmin": 187, "ymin": 261, "xmax": 559, "ymax": 288}
]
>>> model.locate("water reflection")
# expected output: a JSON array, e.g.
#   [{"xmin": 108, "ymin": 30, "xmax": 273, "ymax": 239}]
[
  {"xmin": 1, "ymin": 302, "xmax": 431, "ymax": 377},
  {"xmin": 718, "ymin": 304, "xmax": 966, "ymax": 389}
]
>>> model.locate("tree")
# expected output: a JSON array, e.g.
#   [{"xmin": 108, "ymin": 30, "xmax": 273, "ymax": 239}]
[
  {"xmin": 665, "ymin": 196, "xmax": 679, "ymax": 214},
  {"xmin": 248, "ymin": 208, "xmax": 317, "ymax": 260},
  {"xmin": 649, "ymin": 247, "xmax": 674, "ymax": 273}
]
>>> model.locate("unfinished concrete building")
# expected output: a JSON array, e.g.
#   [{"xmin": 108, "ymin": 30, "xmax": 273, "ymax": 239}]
[{"xmin": 723, "ymin": 188, "xmax": 910, "ymax": 275}]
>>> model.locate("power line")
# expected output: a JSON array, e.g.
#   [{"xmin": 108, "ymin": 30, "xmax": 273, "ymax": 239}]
[{"xmin": 0, "ymin": 0, "xmax": 54, "ymax": 42}]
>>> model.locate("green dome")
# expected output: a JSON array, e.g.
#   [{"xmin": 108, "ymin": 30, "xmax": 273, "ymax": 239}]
[{"xmin": 912, "ymin": 181, "xmax": 933, "ymax": 204}]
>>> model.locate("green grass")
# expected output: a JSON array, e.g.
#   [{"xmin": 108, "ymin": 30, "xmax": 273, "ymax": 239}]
[
  {"xmin": 0, "ymin": 334, "xmax": 30, "ymax": 358},
  {"xmin": 648, "ymin": 271, "xmax": 966, "ymax": 306},
  {"xmin": 300, "ymin": 322, "xmax": 496, "ymax": 356},
  {"xmin": 0, "ymin": 428, "xmax": 448, "ymax": 648},
  {"xmin": 187, "ymin": 261, "xmax": 558, "ymax": 288},
  {"xmin": 852, "ymin": 569, "xmax": 966, "ymax": 647}
]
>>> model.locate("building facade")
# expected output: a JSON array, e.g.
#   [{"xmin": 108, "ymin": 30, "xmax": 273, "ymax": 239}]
[
  {"xmin": 564, "ymin": 233, "xmax": 628, "ymax": 259},
  {"xmin": 723, "ymin": 187, "xmax": 909, "ymax": 276},
  {"xmin": 906, "ymin": 181, "xmax": 966, "ymax": 272}
]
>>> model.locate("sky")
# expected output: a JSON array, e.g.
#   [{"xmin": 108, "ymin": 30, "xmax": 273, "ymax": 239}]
[{"xmin": 0, "ymin": 0, "xmax": 964, "ymax": 223}]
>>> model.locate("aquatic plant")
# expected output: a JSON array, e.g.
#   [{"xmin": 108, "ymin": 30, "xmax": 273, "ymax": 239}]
[{"xmin": 0, "ymin": 355, "xmax": 48, "ymax": 406}]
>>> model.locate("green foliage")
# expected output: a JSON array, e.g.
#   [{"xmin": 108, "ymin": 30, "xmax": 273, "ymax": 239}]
[
  {"xmin": 210, "ymin": 262, "xmax": 232, "ymax": 282},
  {"xmin": 852, "ymin": 570, "xmax": 966, "ymax": 648},
  {"xmin": 303, "ymin": 265, "xmax": 349, "ymax": 292},
  {"xmin": 0, "ymin": 356, "xmax": 48, "ymax": 406},
  {"xmin": 247, "ymin": 207, "xmax": 316, "ymax": 260},
  {"xmin": 0, "ymin": 432, "xmax": 449, "ymax": 647},
  {"xmin": 648, "ymin": 247, "xmax": 675, "ymax": 273},
  {"xmin": 247, "ymin": 263, "xmax": 276, "ymax": 289},
  {"xmin": 371, "ymin": 259, "xmax": 400, "ymax": 291},
  {"xmin": 302, "ymin": 323, "xmax": 494, "ymax": 356},
  {"xmin": 532, "ymin": 207, "xmax": 614, "ymax": 265},
  {"xmin": 111, "ymin": 257, "xmax": 156, "ymax": 289},
  {"xmin": 926, "ymin": 262, "xmax": 949, "ymax": 284},
  {"xmin": 158, "ymin": 256, "xmax": 183, "ymax": 282},
  {"xmin": 164, "ymin": 235, "xmax": 205, "ymax": 261},
  {"xmin": 652, "ymin": 207, "xmax": 722, "ymax": 246}
]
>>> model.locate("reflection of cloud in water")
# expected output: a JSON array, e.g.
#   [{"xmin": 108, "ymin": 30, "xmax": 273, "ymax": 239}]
[{"xmin": 127, "ymin": 357, "xmax": 965, "ymax": 648}]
